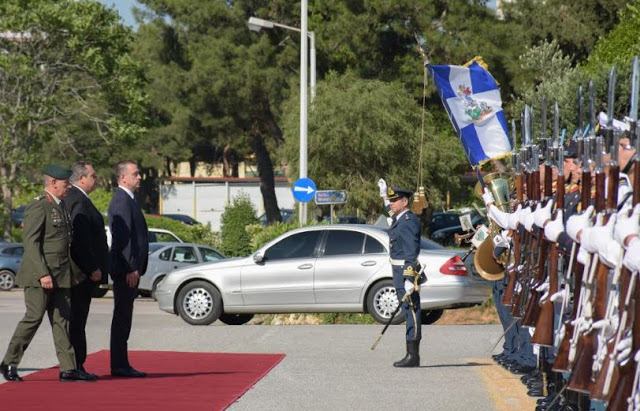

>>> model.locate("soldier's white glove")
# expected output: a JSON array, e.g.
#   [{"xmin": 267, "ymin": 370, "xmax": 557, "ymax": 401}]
[
  {"xmin": 523, "ymin": 205, "xmax": 536, "ymax": 232},
  {"xmin": 592, "ymin": 318, "xmax": 617, "ymax": 339},
  {"xmin": 488, "ymin": 204, "xmax": 509, "ymax": 230},
  {"xmin": 533, "ymin": 200, "xmax": 553, "ymax": 228},
  {"xmin": 492, "ymin": 230, "xmax": 511, "ymax": 249},
  {"xmin": 622, "ymin": 237, "xmax": 640, "ymax": 272},
  {"xmin": 536, "ymin": 281, "xmax": 550, "ymax": 303},
  {"xmin": 615, "ymin": 334, "xmax": 633, "ymax": 366},
  {"xmin": 482, "ymin": 188, "xmax": 495, "ymax": 206},
  {"xmin": 599, "ymin": 237, "xmax": 623, "ymax": 268},
  {"xmin": 404, "ymin": 279, "xmax": 415, "ymax": 295},
  {"xmin": 508, "ymin": 205, "xmax": 523, "ymax": 230},
  {"xmin": 580, "ymin": 214, "xmax": 613, "ymax": 254},
  {"xmin": 378, "ymin": 178, "xmax": 388, "ymax": 197},
  {"xmin": 550, "ymin": 287, "xmax": 567, "ymax": 303},
  {"xmin": 544, "ymin": 210, "xmax": 564, "ymax": 242},
  {"xmin": 566, "ymin": 205, "xmax": 595, "ymax": 242},
  {"xmin": 614, "ymin": 203, "xmax": 640, "ymax": 247},
  {"xmin": 518, "ymin": 206, "xmax": 532, "ymax": 230},
  {"xmin": 577, "ymin": 246, "xmax": 590, "ymax": 266}
]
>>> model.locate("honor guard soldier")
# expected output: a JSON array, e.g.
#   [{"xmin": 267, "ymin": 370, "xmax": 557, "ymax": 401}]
[
  {"xmin": 378, "ymin": 179, "xmax": 424, "ymax": 367},
  {"xmin": 0, "ymin": 165, "xmax": 97, "ymax": 382}
]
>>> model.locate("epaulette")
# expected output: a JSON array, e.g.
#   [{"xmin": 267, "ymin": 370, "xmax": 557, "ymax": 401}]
[
  {"xmin": 405, "ymin": 214, "xmax": 410, "ymax": 221},
  {"xmin": 34, "ymin": 195, "xmax": 46, "ymax": 201},
  {"xmin": 567, "ymin": 183, "xmax": 580, "ymax": 193}
]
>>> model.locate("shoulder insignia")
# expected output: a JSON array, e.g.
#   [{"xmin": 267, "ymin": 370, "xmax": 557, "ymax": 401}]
[
  {"xmin": 405, "ymin": 214, "xmax": 410, "ymax": 221},
  {"xmin": 34, "ymin": 195, "xmax": 45, "ymax": 201}
]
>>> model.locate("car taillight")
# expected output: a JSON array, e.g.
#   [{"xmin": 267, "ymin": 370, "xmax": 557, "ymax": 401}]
[{"xmin": 439, "ymin": 256, "xmax": 468, "ymax": 276}]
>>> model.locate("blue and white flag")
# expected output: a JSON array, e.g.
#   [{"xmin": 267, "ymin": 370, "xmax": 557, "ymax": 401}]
[{"xmin": 428, "ymin": 61, "xmax": 511, "ymax": 166}]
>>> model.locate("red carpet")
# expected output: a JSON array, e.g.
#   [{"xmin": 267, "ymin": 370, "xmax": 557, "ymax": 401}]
[{"xmin": 0, "ymin": 350, "xmax": 285, "ymax": 410}]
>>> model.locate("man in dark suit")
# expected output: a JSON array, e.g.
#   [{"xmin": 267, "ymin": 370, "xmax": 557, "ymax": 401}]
[
  {"xmin": 66, "ymin": 161, "xmax": 109, "ymax": 379},
  {"xmin": 0, "ymin": 165, "xmax": 96, "ymax": 382},
  {"xmin": 108, "ymin": 160, "xmax": 148, "ymax": 378}
]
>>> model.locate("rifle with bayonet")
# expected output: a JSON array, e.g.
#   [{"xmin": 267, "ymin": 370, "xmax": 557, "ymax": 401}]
[
  {"xmin": 594, "ymin": 56, "xmax": 640, "ymax": 408},
  {"xmin": 567, "ymin": 69, "xmax": 619, "ymax": 394},
  {"xmin": 553, "ymin": 86, "xmax": 590, "ymax": 373},
  {"xmin": 532, "ymin": 102, "xmax": 563, "ymax": 346},
  {"xmin": 522, "ymin": 101, "xmax": 552, "ymax": 328}
]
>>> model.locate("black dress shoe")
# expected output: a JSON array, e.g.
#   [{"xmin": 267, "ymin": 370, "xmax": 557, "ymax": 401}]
[
  {"xmin": 59, "ymin": 369, "xmax": 98, "ymax": 382},
  {"xmin": 111, "ymin": 367, "xmax": 146, "ymax": 378},
  {"xmin": 508, "ymin": 364, "xmax": 536, "ymax": 374},
  {"xmin": 78, "ymin": 366, "xmax": 98, "ymax": 380},
  {"xmin": 0, "ymin": 362, "xmax": 22, "ymax": 382}
]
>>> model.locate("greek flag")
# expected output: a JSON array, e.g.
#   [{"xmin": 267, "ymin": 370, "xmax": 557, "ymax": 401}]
[{"xmin": 428, "ymin": 61, "xmax": 511, "ymax": 166}]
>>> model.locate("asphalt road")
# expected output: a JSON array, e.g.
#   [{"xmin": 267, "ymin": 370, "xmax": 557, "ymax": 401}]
[{"xmin": 0, "ymin": 290, "xmax": 535, "ymax": 410}]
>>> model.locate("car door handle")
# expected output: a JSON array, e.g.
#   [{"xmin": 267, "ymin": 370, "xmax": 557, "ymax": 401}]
[
  {"xmin": 361, "ymin": 261, "xmax": 377, "ymax": 267},
  {"xmin": 297, "ymin": 264, "xmax": 313, "ymax": 270},
  {"xmin": 174, "ymin": 265, "xmax": 179, "ymax": 269}
]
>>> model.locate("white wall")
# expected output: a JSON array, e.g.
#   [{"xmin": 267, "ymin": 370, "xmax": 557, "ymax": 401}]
[{"xmin": 160, "ymin": 180, "xmax": 295, "ymax": 231}]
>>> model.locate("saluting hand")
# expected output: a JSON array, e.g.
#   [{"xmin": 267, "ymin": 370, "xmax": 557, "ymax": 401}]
[
  {"xmin": 126, "ymin": 270, "xmax": 140, "ymax": 288},
  {"xmin": 40, "ymin": 275, "xmax": 54, "ymax": 289}
]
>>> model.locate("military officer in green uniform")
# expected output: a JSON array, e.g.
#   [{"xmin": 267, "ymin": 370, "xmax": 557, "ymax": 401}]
[{"xmin": 0, "ymin": 165, "xmax": 96, "ymax": 382}]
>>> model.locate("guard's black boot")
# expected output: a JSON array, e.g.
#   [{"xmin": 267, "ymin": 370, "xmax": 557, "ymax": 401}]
[{"xmin": 393, "ymin": 340, "xmax": 420, "ymax": 368}]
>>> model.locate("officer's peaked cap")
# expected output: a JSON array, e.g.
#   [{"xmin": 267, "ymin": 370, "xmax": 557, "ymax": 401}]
[
  {"xmin": 387, "ymin": 186, "xmax": 413, "ymax": 200},
  {"xmin": 43, "ymin": 164, "xmax": 72, "ymax": 180}
]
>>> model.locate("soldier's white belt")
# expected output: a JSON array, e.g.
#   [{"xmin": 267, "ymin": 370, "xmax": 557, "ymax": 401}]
[{"xmin": 390, "ymin": 258, "xmax": 405, "ymax": 266}]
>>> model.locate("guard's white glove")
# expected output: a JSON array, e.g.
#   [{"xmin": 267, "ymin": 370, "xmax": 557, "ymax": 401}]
[
  {"xmin": 482, "ymin": 188, "xmax": 495, "ymax": 206},
  {"xmin": 404, "ymin": 279, "xmax": 415, "ymax": 295},
  {"xmin": 550, "ymin": 287, "xmax": 567, "ymax": 303},
  {"xmin": 622, "ymin": 237, "xmax": 640, "ymax": 272},
  {"xmin": 518, "ymin": 206, "xmax": 532, "ymax": 230},
  {"xmin": 566, "ymin": 205, "xmax": 595, "ymax": 242},
  {"xmin": 580, "ymin": 214, "xmax": 613, "ymax": 254},
  {"xmin": 492, "ymin": 230, "xmax": 511, "ymax": 249},
  {"xmin": 599, "ymin": 238, "xmax": 623, "ymax": 268},
  {"xmin": 488, "ymin": 204, "xmax": 510, "ymax": 229},
  {"xmin": 523, "ymin": 205, "xmax": 536, "ymax": 232},
  {"xmin": 614, "ymin": 203, "xmax": 640, "ymax": 247},
  {"xmin": 544, "ymin": 210, "xmax": 564, "ymax": 242},
  {"xmin": 577, "ymin": 246, "xmax": 590, "ymax": 266},
  {"xmin": 508, "ymin": 205, "xmax": 523, "ymax": 230},
  {"xmin": 378, "ymin": 178, "xmax": 388, "ymax": 197},
  {"xmin": 592, "ymin": 318, "xmax": 616, "ymax": 339},
  {"xmin": 536, "ymin": 281, "xmax": 550, "ymax": 303},
  {"xmin": 533, "ymin": 200, "xmax": 553, "ymax": 229},
  {"xmin": 615, "ymin": 334, "xmax": 633, "ymax": 366}
]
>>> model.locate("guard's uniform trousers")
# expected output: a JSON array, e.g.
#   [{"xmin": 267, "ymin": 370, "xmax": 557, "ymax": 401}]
[{"xmin": 389, "ymin": 210, "xmax": 423, "ymax": 341}]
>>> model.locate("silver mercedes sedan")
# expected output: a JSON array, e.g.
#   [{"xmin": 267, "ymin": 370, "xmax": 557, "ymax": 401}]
[{"xmin": 155, "ymin": 225, "xmax": 491, "ymax": 326}]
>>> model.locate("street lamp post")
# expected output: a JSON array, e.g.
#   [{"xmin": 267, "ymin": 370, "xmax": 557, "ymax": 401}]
[{"xmin": 248, "ymin": 12, "xmax": 314, "ymax": 225}]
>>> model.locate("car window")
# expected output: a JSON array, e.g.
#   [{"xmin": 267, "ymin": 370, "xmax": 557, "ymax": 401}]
[
  {"xmin": 172, "ymin": 246, "xmax": 198, "ymax": 263},
  {"xmin": 264, "ymin": 231, "xmax": 321, "ymax": 260},
  {"xmin": 153, "ymin": 232, "xmax": 181, "ymax": 243},
  {"xmin": 13, "ymin": 246, "xmax": 24, "ymax": 256},
  {"xmin": 323, "ymin": 230, "xmax": 365, "ymax": 256},
  {"xmin": 364, "ymin": 235, "xmax": 386, "ymax": 254},
  {"xmin": 159, "ymin": 248, "xmax": 171, "ymax": 261},
  {"xmin": 199, "ymin": 247, "xmax": 224, "ymax": 262}
]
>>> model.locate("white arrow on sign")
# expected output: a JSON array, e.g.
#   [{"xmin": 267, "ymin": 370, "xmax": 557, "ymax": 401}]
[{"xmin": 294, "ymin": 185, "xmax": 315, "ymax": 194}]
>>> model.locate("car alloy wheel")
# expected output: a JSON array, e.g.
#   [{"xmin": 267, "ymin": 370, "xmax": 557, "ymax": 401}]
[
  {"xmin": 0, "ymin": 270, "xmax": 15, "ymax": 291},
  {"xmin": 176, "ymin": 281, "xmax": 222, "ymax": 326},
  {"xmin": 366, "ymin": 280, "xmax": 404, "ymax": 325}
]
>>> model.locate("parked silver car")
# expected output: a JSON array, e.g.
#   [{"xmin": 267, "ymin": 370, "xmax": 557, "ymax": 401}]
[
  {"xmin": 156, "ymin": 225, "xmax": 491, "ymax": 326},
  {"xmin": 140, "ymin": 242, "xmax": 225, "ymax": 299}
]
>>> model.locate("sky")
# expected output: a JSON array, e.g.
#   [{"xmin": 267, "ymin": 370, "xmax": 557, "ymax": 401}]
[{"xmin": 96, "ymin": 0, "xmax": 139, "ymax": 28}]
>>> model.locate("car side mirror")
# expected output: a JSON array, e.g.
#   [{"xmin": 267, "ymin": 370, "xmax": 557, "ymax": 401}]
[{"xmin": 253, "ymin": 252, "xmax": 264, "ymax": 263}]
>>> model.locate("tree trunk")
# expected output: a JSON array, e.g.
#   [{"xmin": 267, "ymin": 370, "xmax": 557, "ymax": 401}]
[{"xmin": 252, "ymin": 133, "xmax": 281, "ymax": 224}]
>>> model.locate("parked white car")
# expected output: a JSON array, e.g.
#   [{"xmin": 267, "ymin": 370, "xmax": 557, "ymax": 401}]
[{"xmin": 156, "ymin": 225, "xmax": 491, "ymax": 326}]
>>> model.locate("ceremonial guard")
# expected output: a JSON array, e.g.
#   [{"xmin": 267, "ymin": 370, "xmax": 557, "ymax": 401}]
[
  {"xmin": 0, "ymin": 165, "xmax": 96, "ymax": 382},
  {"xmin": 378, "ymin": 179, "xmax": 424, "ymax": 367}
]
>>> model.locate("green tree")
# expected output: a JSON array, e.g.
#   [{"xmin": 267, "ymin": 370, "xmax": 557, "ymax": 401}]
[
  {"xmin": 0, "ymin": 0, "xmax": 148, "ymax": 239},
  {"xmin": 280, "ymin": 72, "xmax": 467, "ymax": 218},
  {"xmin": 220, "ymin": 194, "xmax": 258, "ymax": 256}
]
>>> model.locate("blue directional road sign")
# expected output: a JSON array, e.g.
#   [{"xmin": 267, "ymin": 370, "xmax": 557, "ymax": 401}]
[
  {"xmin": 292, "ymin": 178, "xmax": 316, "ymax": 203},
  {"xmin": 315, "ymin": 190, "xmax": 348, "ymax": 205}
]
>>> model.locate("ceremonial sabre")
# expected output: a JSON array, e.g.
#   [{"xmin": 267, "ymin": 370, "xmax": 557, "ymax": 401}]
[{"xmin": 371, "ymin": 265, "xmax": 426, "ymax": 350}]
